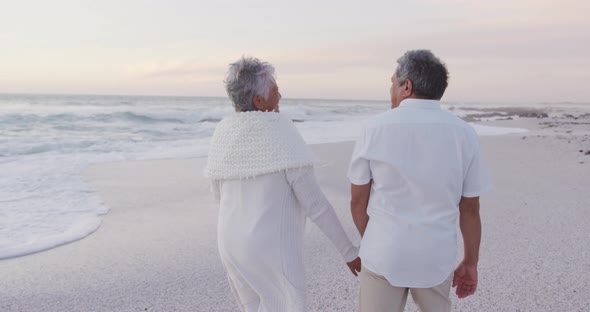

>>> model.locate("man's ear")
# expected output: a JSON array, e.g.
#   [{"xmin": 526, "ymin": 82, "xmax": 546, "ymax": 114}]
[{"xmin": 404, "ymin": 80, "xmax": 413, "ymax": 97}]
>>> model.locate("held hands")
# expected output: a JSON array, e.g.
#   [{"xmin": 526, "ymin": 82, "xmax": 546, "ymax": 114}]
[
  {"xmin": 453, "ymin": 261, "xmax": 478, "ymax": 299},
  {"xmin": 346, "ymin": 257, "xmax": 362, "ymax": 277}
]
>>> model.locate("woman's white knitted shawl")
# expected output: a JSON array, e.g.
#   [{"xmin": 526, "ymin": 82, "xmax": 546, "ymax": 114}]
[{"xmin": 204, "ymin": 111, "xmax": 316, "ymax": 180}]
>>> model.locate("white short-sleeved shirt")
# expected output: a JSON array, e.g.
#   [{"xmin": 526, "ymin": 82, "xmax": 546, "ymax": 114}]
[{"xmin": 348, "ymin": 98, "xmax": 492, "ymax": 288}]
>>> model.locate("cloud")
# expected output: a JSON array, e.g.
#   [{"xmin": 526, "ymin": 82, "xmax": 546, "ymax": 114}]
[{"xmin": 126, "ymin": 60, "xmax": 227, "ymax": 79}]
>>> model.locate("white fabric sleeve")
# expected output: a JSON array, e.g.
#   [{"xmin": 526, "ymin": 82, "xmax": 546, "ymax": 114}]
[
  {"xmin": 286, "ymin": 166, "xmax": 359, "ymax": 262},
  {"xmin": 462, "ymin": 140, "xmax": 493, "ymax": 198},
  {"xmin": 347, "ymin": 128, "xmax": 372, "ymax": 185},
  {"xmin": 210, "ymin": 180, "xmax": 221, "ymax": 203}
]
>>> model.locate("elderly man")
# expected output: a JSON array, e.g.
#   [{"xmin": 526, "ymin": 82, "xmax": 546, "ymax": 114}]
[
  {"xmin": 205, "ymin": 56, "xmax": 361, "ymax": 312},
  {"xmin": 348, "ymin": 50, "xmax": 492, "ymax": 312}
]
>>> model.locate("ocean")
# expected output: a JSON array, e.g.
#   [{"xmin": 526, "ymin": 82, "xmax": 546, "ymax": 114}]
[{"xmin": 0, "ymin": 94, "xmax": 528, "ymax": 259}]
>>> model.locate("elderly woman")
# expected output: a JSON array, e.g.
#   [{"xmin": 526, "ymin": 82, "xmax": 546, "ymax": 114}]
[{"xmin": 205, "ymin": 56, "xmax": 361, "ymax": 311}]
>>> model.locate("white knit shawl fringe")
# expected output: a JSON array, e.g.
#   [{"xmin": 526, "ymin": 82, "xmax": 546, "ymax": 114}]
[{"xmin": 204, "ymin": 111, "xmax": 317, "ymax": 180}]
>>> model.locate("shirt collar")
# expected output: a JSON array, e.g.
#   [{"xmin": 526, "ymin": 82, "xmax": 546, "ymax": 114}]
[{"xmin": 398, "ymin": 98, "xmax": 441, "ymax": 110}]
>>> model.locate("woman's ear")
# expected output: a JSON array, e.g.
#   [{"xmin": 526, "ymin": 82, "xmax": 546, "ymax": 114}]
[{"xmin": 252, "ymin": 95, "xmax": 264, "ymax": 111}]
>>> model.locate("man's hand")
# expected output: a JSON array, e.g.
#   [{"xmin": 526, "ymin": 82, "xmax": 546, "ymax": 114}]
[
  {"xmin": 346, "ymin": 257, "xmax": 362, "ymax": 277},
  {"xmin": 453, "ymin": 261, "xmax": 478, "ymax": 299}
]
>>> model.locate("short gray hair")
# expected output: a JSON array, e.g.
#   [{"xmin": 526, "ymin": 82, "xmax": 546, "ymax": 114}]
[
  {"xmin": 396, "ymin": 50, "xmax": 448, "ymax": 100},
  {"xmin": 224, "ymin": 56, "xmax": 276, "ymax": 112}
]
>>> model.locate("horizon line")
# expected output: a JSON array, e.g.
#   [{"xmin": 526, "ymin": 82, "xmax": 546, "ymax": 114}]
[
  {"xmin": 0, "ymin": 92, "xmax": 588, "ymax": 106},
  {"xmin": 0, "ymin": 91, "xmax": 389, "ymax": 103}
]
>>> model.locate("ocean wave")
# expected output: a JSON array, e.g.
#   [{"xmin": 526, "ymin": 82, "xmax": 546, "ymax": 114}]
[
  {"xmin": 0, "ymin": 94, "xmax": 542, "ymax": 260},
  {"xmin": 0, "ymin": 111, "xmax": 189, "ymax": 125},
  {"xmin": 103, "ymin": 111, "xmax": 186, "ymax": 124},
  {"xmin": 0, "ymin": 140, "xmax": 101, "ymax": 157}
]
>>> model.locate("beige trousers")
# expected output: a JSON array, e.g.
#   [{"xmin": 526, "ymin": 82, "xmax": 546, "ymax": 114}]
[{"xmin": 359, "ymin": 266, "xmax": 452, "ymax": 312}]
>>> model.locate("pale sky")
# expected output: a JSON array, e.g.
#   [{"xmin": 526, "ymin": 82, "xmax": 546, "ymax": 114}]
[{"xmin": 1, "ymin": 0, "xmax": 589, "ymax": 103}]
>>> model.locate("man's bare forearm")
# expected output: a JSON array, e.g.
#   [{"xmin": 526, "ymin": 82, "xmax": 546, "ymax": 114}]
[
  {"xmin": 351, "ymin": 208, "xmax": 369, "ymax": 237},
  {"xmin": 351, "ymin": 182, "xmax": 372, "ymax": 237},
  {"xmin": 459, "ymin": 197, "xmax": 481, "ymax": 265}
]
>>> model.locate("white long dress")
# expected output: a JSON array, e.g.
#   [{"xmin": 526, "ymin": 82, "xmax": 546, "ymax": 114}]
[{"xmin": 205, "ymin": 112, "xmax": 358, "ymax": 312}]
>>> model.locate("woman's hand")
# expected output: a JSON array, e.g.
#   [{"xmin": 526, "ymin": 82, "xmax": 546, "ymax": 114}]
[{"xmin": 347, "ymin": 257, "xmax": 362, "ymax": 277}]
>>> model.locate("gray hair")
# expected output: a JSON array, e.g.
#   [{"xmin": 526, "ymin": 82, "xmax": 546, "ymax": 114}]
[
  {"xmin": 224, "ymin": 56, "xmax": 276, "ymax": 112},
  {"xmin": 395, "ymin": 50, "xmax": 449, "ymax": 100}
]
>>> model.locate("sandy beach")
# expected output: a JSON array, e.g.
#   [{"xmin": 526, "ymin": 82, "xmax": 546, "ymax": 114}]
[{"xmin": 2, "ymin": 109, "xmax": 590, "ymax": 311}]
